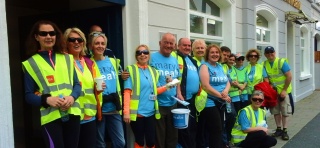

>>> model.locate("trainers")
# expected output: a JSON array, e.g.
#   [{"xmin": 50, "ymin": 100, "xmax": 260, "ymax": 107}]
[
  {"xmin": 272, "ymin": 129, "xmax": 283, "ymax": 137},
  {"xmin": 282, "ymin": 132, "xmax": 289, "ymax": 140}
]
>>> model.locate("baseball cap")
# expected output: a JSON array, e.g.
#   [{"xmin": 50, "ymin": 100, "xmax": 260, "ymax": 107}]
[
  {"xmin": 264, "ymin": 46, "xmax": 275, "ymax": 53},
  {"xmin": 235, "ymin": 53, "xmax": 244, "ymax": 61}
]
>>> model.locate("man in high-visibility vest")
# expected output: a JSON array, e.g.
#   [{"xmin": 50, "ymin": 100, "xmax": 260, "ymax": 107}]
[{"xmin": 263, "ymin": 46, "xmax": 293, "ymax": 140}]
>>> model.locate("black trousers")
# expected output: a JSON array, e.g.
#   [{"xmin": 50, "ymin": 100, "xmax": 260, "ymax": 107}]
[
  {"xmin": 41, "ymin": 115, "xmax": 80, "ymax": 148},
  {"xmin": 79, "ymin": 120, "xmax": 96, "ymax": 148},
  {"xmin": 238, "ymin": 130, "xmax": 277, "ymax": 148}
]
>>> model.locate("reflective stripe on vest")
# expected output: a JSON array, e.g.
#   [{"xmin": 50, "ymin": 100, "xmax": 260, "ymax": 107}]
[
  {"xmin": 127, "ymin": 64, "xmax": 161, "ymax": 121},
  {"xmin": 75, "ymin": 60, "xmax": 97, "ymax": 119},
  {"xmin": 231, "ymin": 106, "xmax": 265, "ymax": 144},
  {"xmin": 263, "ymin": 58, "xmax": 292, "ymax": 93},
  {"xmin": 246, "ymin": 64, "xmax": 263, "ymax": 94},
  {"xmin": 22, "ymin": 54, "xmax": 81, "ymax": 125}
]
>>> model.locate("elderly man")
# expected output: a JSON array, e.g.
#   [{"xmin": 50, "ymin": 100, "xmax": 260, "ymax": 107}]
[
  {"xmin": 263, "ymin": 46, "xmax": 293, "ymax": 140},
  {"xmin": 231, "ymin": 90, "xmax": 277, "ymax": 147},
  {"xmin": 175, "ymin": 38, "xmax": 199, "ymax": 148},
  {"xmin": 149, "ymin": 33, "xmax": 182, "ymax": 148}
]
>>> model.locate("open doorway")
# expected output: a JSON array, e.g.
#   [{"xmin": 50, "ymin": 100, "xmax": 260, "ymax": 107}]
[{"xmin": 6, "ymin": 1, "xmax": 124, "ymax": 147}]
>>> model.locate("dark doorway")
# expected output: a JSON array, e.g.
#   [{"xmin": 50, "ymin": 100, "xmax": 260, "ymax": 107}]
[{"xmin": 10, "ymin": 4, "xmax": 123, "ymax": 148}]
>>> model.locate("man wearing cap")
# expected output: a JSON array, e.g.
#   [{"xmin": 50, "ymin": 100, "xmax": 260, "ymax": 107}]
[
  {"xmin": 263, "ymin": 46, "xmax": 292, "ymax": 140},
  {"xmin": 234, "ymin": 54, "xmax": 249, "ymax": 110}
]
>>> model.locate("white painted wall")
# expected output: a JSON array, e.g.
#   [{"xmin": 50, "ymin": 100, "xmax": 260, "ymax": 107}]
[{"xmin": 0, "ymin": 0, "xmax": 14, "ymax": 147}]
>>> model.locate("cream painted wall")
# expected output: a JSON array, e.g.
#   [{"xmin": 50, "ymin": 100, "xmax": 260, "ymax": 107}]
[{"xmin": 0, "ymin": 0, "xmax": 14, "ymax": 147}]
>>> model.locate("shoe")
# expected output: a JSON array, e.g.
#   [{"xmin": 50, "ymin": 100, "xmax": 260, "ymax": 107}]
[
  {"xmin": 282, "ymin": 132, "xmax": 289, "ymax": 140},
  {"xmin": 272, "ymin": 129, "xmax": 283, "ymax": 137}
]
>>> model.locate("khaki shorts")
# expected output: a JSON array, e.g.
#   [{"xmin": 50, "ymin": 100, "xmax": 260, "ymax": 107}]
[{"xmin": 270, "ymin": 95, "xmax": 292, "ymax": 116}]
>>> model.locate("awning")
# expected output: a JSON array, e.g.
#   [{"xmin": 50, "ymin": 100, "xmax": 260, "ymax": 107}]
[{"xmin": 285, "ymin": 10, "xmax": 318, "ymax": 25}]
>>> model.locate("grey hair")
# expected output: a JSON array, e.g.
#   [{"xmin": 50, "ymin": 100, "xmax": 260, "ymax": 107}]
[{"xmin": 251, "ymin": 90, "xmax": 264, "ymax": 99}]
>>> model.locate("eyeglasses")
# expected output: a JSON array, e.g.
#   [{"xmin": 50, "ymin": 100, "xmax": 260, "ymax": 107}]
[
  {"xmin": 68, "ymin": 37, "xmax": 84, "ymax": 43},
  {"xmin": 136, "ymin": 50, "xmax": 149, "ymax": 56},
  {"xmin": 249, "ymin": 55, "xmax": 259, "ymax": 58},
  {"xmin": 90, "ymin": 32, "xmax": 105, "ymax": 37},
  {"xmin": 265, "ymin": 50, "xmax": 275, "ymax": 54},
  {"xmin": 38, "ymin": 31, "xmax": 56, "ymax": 37},
  {"xmin": 252, "ymin": 98, "xmax": 264, "ymax": 103}
]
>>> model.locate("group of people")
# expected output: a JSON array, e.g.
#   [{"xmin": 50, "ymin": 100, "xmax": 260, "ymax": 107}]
[{"xmin": 22, "ymin": 20, "xmax": 292, "ymax": 148}]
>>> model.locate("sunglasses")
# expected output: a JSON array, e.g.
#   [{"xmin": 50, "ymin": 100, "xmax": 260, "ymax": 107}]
[
  {"xmin": 38, "ymin": 31, "xmax": 56, "ymax": 37},
  {"xmin": 252, "ymin": 98, "xmax": 264, "ymax": 103},
  {"xmin": 136, "ymin": 50, "xmax": 149, "ymax": 56},
  {"xmin": 236, "ymin": 58, "xmax": 244, "ymax": 61},
  {"xmin": 90, "ymin": 32, "xmax": 105, "ymax": 37},
  {"xmin": 265, "ymin": 50, "xmax": 275, "ymax": 54},
  {"xmin": 68, "ymin": 37, "xmax": 84, "ymax": 43},
  {"xmin": 249, "ymin": 55, "xmax": 259, "ymax": 58}
]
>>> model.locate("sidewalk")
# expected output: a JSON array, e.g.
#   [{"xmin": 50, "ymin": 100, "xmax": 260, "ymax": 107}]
[{"xmin": 266, "ymin": 91, "xmax": 320, "ymax": 148}]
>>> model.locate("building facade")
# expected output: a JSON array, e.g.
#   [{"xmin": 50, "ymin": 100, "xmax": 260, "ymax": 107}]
[{"xmin": 1, "ymin": 0, "xmax": 320, "ymax": 147}]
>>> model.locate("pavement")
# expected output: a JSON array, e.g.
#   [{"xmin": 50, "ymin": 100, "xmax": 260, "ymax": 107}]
[{"xmin": 266, "ymin": 91, "xmax": 320, "ymax": 148}]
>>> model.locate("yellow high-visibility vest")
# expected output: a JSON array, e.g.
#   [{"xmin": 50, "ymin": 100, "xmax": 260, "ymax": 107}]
[
  {"xmin": 231, "ymin": 105, "xmax": 265, "ymax": 144},
  {"xmin": 127, "ymin": 64, "xmax": 161, "ymax": 121},
  {"xmin": 246, "ymin": 64, "xmax": 264, "ymax": 94},
  {"xmin": 22, "ymin": 53, "xmax": 81, "ymax": 125},
  {"xmin": 75, "ymin": 60, "xmax": 96, "ymax": 120},
  {"xmin": 263, "ymin": 58, "xmax": 292, "ymax": 93}
]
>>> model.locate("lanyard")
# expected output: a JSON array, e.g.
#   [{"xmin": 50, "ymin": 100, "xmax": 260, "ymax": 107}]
[{"xmin": 140, "ymin": 68, "xmax": 154, "ymax": 94}]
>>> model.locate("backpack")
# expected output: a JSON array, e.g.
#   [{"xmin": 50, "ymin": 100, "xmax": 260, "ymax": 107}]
[{"xmin": 254, "ymin": 81, "xmax": 278, "ymax": 107}]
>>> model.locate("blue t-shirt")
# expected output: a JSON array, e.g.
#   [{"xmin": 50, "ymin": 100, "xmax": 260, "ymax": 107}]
[
  {"xmin": 238, "ymin": 109, "xmax": 267, "ymax": 130},
  {"xmin": 150, "ymin": 52, "xmax": 180, "ymax": 106},
  {"xmin": 124, "ymin": 67, "xmax": 157, "ymax": 117},
  {"xmin": 201, "ymin": 62, "xmax": 229, "ymax": 107},
  {"xmin": 185, "ymin": 56, "xmax": 200, "ymax": 100},
  {"xmin": 95, "ymin": 57, "xmax": 118, "ymax": 112}
]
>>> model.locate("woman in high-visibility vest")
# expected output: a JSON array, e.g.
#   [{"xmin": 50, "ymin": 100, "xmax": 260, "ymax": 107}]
[
  {"xmin": 89, "ymin": 32, "xmax": 125, "ymax": 148},
  {"xmin": 64, "ymin": 27, "xmax": 105, "ymax": 148},
  {"xmin": 231, "ymin": 90, "xmax": 277, "ymax": 147},
  {"xmin": 123, "ymin": 44, "xmax": 170, "ymax": 148},
  {"xmin": 245, "ymin": 49, "xmax": 269, "ymax": 99},
  {"xmin": 234, "ymin": 54, "xmax": 249, "ymax": 109},
  {"xmin": 22, "ymin": 20, "xmax": 82, "ymax": 148}
]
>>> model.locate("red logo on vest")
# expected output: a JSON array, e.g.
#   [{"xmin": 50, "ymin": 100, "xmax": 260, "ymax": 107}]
[
  {"xmin": 46, "ymin": 75, "xmax": 55, "ymax": 83},
  {"xmin": 179, "ymin": 64, "xmax": 183, "ymax": 70}
]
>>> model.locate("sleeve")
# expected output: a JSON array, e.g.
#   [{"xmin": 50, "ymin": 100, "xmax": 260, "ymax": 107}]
[
  {"xmin": 238, "ymin": 110, "xmax": 251, "ymax": 131},
  {"xmin": 124, "ymin": 75, "xmax": 133, "ymax": 90},
  {"xmin": 70, "ymin": 68, "xmax": 81, "ymax": 100},
  {"xmin": 262, "ymin": 67, "xmax": 268, "ymax": 78},
  {"xmin": 123, "ymin": 89, "xmax": 132, "ymax": 115},
  {"xmin": 281, "ymin": 61, "xmax": 291, "ymax": 73},
  {"xmin": 24, "ymin": 70, "xmax": 42, "ymax": 106}
]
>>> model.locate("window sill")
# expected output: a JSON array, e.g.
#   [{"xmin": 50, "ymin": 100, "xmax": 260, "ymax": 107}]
[{"xmin": 299, "ymin": 73, "xmax": 312, "ymax": 80}]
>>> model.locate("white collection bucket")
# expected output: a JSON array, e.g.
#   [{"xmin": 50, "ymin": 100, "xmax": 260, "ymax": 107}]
[{"xmin": 171, "ymin": 108, "xmax": 190, "ymax": 129}]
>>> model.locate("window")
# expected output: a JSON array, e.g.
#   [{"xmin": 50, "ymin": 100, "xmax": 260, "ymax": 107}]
[
  {"xmin": 256, "ymin": 14, "xmax": 271, "ymax": 62},
  {"xmin": 300, "ymin": 32, "xmax": 305, "ymax": 72},
  {"xmin": 299, "ymin": 27, "xmax": 311, "ymax": 80},
  {"xmin": 189, "ymin": 0, "xmax": 223, "ymax": 43},
  {"xmin": 256, "ymin": 14, "xmax": 271, "ymax": 43}
]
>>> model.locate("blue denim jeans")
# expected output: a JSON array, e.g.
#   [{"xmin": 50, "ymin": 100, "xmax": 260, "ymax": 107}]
[{"xmin": 96, "ymin": 114, "xmax": 125, "ymax": 148}]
